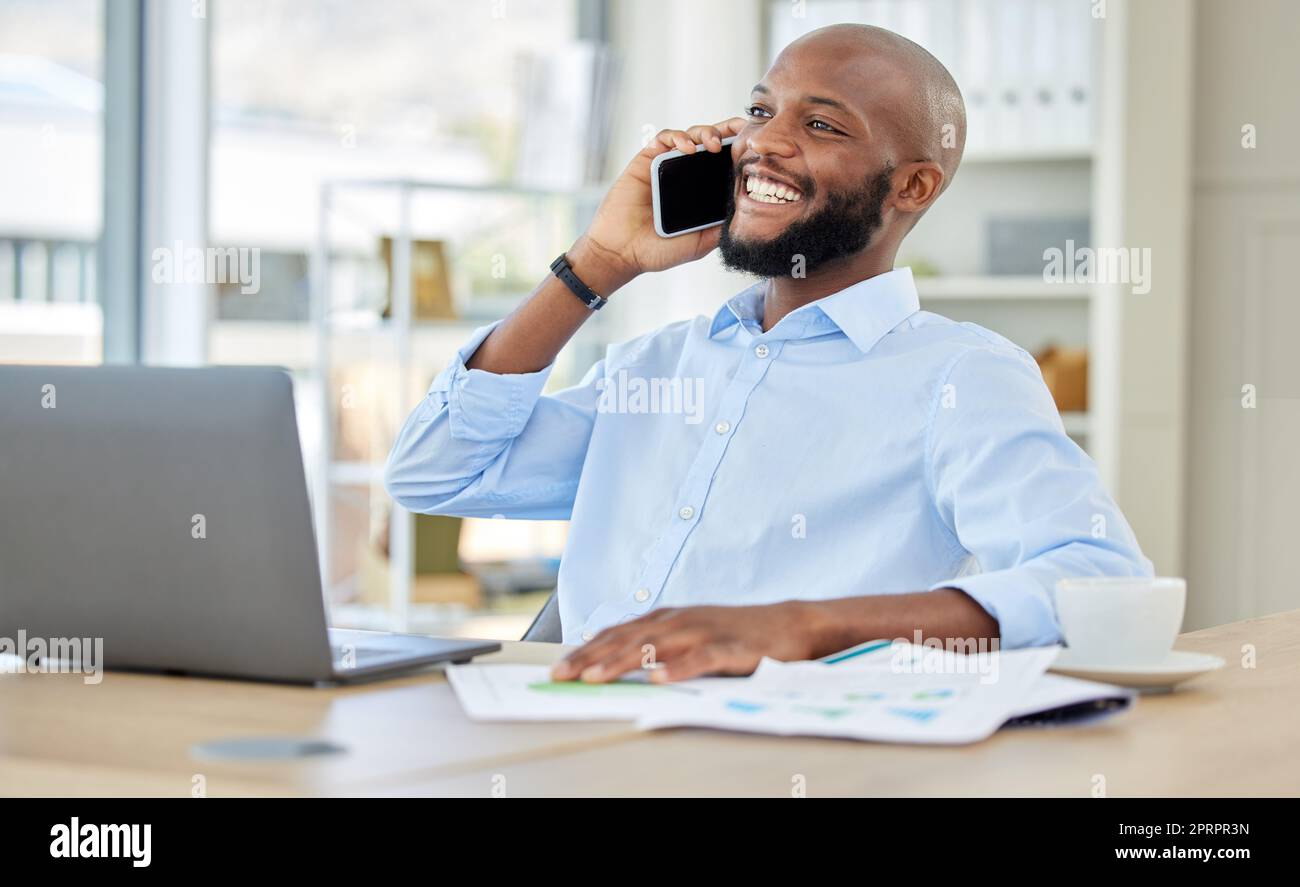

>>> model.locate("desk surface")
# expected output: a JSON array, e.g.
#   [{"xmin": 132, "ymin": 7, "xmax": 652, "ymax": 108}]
[
  {"xmin": 3, "ymin": 610, "xmax": 1298, "ymax": 797},
  {"xmin": 0, "ymin": 642, "xmax": 636, "ymax": 797}
]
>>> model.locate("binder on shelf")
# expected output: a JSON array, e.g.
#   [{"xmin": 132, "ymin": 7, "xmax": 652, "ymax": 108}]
[
  {"xmin": 960, "ymin": 0, "xmax": 995, "ymax": 155},
  {"xmin": 1059, "ymin": 0, "xmax": 1095, "ymax": 150}
]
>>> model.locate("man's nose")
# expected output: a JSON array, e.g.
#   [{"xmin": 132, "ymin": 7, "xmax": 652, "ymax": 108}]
[{"xmin": 744, "ymin": 115, "xmax": 799, "ymax": 159}]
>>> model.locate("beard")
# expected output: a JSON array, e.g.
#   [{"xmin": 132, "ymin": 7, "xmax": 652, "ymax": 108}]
[{"xmin": 718, "ymin": 165, "xmax": 895, "ymax": 279}]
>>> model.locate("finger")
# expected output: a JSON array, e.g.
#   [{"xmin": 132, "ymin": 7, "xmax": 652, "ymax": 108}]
[
  {"xmin": 648, "ymin": 646, "xmax": 727, "ymax": 683},
  {"xmin": 655, "ymin": 128, "xmax": 696, "ymax": 155},
  {"xmin": 672, "ymin": 131, "xmax": 696, "ymax": 154},
  {"xmin": 713, "ymin": 116, "xmax": 747, "ymax": 137},
  {"xmin": 574, "ymin": 623, "xmax": 688, "ymax": 682},
  {"xmin": 549, "ymin": 656, "xmax": 581, "ymax": 681},
  {"xmin": 550, "ymin": 628, "xmax": 631, "ymax": 680},
  {"xmin": 687, "ymin": 124, "xmax": 723, "ymax": 152},
  {"xmin": 641, "ymin": 129, "xmax": 687, "ymax": 161},
  {"xmin": 550, "ymin": 607, "xmax": 684, "ymax": 680},
  {"xmin": 579, "ymin": 629, "xmax": 704, "ymax": 683},
  {"xmin": 653, "ymin": 641, "xmax": 762, "ymax": 683},
  {"xmin": 576, "ymin": 642, "xmax": 656, "ymax": 683},
  {"xmin": 550, "ymin": 614, "xmax": 661, "ymax": 679}
]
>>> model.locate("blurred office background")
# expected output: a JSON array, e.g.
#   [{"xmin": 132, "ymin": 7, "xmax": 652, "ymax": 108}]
[{"xmin": 2, "ymin": 0, "xmax": 1296, "ymax": 640}]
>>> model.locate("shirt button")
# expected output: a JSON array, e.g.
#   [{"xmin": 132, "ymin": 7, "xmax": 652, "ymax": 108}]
[
  {"xmin": 634, "ymin": 588, "xmax": 650, "ymax": 603},
  {"xmin": 714, "ymin": 420, "xmax": 731, "ymax": 434},
  {"xmin": 754, "ymin": 343, "xmax": 770, "ymax": 358},
  {"xmin": 581, "ymin": 631, "xmax": 594, "ymax": 642},
  {"xmin": 678, "ymin": 505, "xmax": 695, "ymax": 520}
]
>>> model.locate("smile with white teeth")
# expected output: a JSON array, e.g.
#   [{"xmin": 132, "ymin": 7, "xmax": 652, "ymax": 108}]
[{"xmin": 745, "ymin": 174, "xmax": 802, "ymax": 204}]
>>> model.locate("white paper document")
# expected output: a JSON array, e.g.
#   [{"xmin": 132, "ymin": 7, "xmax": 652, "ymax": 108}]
[
  {"xmin": 637, "ymin": 645, "xmax": 1061, "ymax": 745},
  {"xmin": 444, "ymin": 664, "xmax": 731, "ymax": 722},
  {"xmin": 1004, "ymin": 672, "xmax": 1135, "ymax": 722},
  {"xmin": 447, "ymin": 644, "xmax": 1128, "ymax": 745}
]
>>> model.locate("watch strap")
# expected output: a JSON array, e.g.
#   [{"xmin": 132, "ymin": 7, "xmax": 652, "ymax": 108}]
[{"xmin": 550, "ymin": 253, "xmax": 608, "ymax": 311}]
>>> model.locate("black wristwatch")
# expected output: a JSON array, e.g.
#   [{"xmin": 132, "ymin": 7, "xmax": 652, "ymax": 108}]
[{"xmin": 550, "ymin": 253, "xmax": 608, "ymax": 311}]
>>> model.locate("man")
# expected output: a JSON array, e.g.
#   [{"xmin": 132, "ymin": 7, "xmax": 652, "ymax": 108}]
[{"xmin": 385, "ymin": 24, "xmax": 1152, "ymax": 683}]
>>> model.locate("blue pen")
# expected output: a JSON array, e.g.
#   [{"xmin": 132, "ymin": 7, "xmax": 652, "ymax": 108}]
[{"xmin": 819, "ymin": 639, "xmax": 893, "ymax": 665}]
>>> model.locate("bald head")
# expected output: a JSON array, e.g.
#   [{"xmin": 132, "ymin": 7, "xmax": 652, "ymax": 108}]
[
  {"xmin": 724, "ymin": 22, "xmax": 968, "ymax": 277},
  {"xmin": 779, "ymin": 23, "xmax": 966, "ymax": 192}
]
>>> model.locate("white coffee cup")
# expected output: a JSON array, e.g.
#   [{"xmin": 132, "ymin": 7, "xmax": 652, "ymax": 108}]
[{"xmin": 1053, "ymin": 577, "xmax": 1186, "ymax": 666}]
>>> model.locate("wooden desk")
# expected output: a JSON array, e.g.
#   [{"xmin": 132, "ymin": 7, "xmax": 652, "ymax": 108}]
[
  {"xmin": 0, "ymin": 643, "xmax": 636, "ymax": 797},
  {"xmin": 397, "ymin": 609, "xmax": 1300, "ymax": 797},
  {"xmin": 3, "ymin": 610, "xmax": 1298, "ymax": 797}
]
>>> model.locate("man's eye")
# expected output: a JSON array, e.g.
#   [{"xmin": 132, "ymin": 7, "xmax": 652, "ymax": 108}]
[
  {"xmin": 810, "ymin": 120, "xmax": 839, "ymax": 133},
  {"xmin": 744, "ymin": 105, "xmax": 771, "ymax": 119}
]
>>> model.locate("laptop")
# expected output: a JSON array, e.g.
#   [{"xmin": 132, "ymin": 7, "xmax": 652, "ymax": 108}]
[{"xmin": 0, "ymin": 364, "xmax": 500, "ymax": 684}]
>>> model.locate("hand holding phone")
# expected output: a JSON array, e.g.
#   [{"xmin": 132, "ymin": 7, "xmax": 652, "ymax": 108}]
[{"xmin": 576, "ymin": 118, "xmax": 745, "ymax": 289}]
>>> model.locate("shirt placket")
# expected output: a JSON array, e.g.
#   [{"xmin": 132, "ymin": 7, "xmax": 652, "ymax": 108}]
[{"xmin": 579, "ymin": 326, "xmax": 790, "ymax": 640}]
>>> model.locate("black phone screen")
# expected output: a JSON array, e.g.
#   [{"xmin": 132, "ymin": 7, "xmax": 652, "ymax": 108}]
[{"xmin": 657, "ymin": 148, "xmax": 735, "ymax": 235}]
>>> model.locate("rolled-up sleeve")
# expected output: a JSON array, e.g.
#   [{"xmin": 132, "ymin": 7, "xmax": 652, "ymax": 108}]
[
  {"xmin": 925, "ymin": 344, "xmax": 1154, "ymax": 648},
  {"xmin": 384, "ymin": 321, "xmax": 603, "ymax": 520}
]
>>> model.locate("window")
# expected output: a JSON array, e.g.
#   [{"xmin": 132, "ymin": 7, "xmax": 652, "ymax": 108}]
[{"xmin": 0, "ymin": 0, "xmax": 103, "ymax": 365}]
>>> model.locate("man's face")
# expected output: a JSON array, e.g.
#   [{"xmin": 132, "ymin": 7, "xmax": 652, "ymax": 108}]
[{"xmin": 719, "ymin": 43, "xmax": 903, "ymax": 278}]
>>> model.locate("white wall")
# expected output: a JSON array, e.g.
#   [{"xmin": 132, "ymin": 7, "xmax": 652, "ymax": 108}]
[{"xmin": 1184, "ymin": 0, "xmax": 1300, "ymax": 628}]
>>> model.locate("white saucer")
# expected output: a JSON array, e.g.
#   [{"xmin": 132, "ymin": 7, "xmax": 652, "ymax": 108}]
[{"xmin": 1049, "ymin": 649, "xmax": 1225, "ymax": 691}]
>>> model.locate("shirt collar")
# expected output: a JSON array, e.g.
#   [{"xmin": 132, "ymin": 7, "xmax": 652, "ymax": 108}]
[
  {"xmin": 708, "ymin": 282, "xmax": 765, "ymax": 338},
  {"xmin": 708, "ymin": 267, "xmax": 921, "ymax": 354}
]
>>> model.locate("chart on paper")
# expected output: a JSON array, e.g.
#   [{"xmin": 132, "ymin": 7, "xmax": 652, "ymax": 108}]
[{"xmin": 636, "ymin": 647, "xmax": 1064, "ymax": 744}]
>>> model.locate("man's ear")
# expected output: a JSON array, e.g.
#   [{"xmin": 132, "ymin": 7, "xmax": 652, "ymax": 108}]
[{"xmin": 891, "ymin": 162, "xmax": 945, "ymax": 216}]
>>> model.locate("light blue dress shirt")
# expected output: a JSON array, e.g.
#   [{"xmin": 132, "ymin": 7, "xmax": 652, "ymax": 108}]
[{"xmin": 385, "ymin": 267, "xmax": 1152, "ymax": 648}]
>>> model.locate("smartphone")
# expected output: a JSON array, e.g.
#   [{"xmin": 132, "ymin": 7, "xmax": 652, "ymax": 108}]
[{"xmin": 650, "ymin": 136, "xmax": 736, "ymax": 238}]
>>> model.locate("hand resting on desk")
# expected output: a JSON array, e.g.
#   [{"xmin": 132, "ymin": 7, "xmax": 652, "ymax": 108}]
[{"xmin": 550, "ymin": 588, "xmax": 999, "ymax": 683}]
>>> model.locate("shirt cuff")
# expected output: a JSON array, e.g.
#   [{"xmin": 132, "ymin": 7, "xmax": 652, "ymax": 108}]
[
  {"xmin": 931, "ymin": 569, "xmax": 1062, "ymax": 649},
  {"xmin": 429, "ymin": 321, "xmax": 556, "ymax": 442}
]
